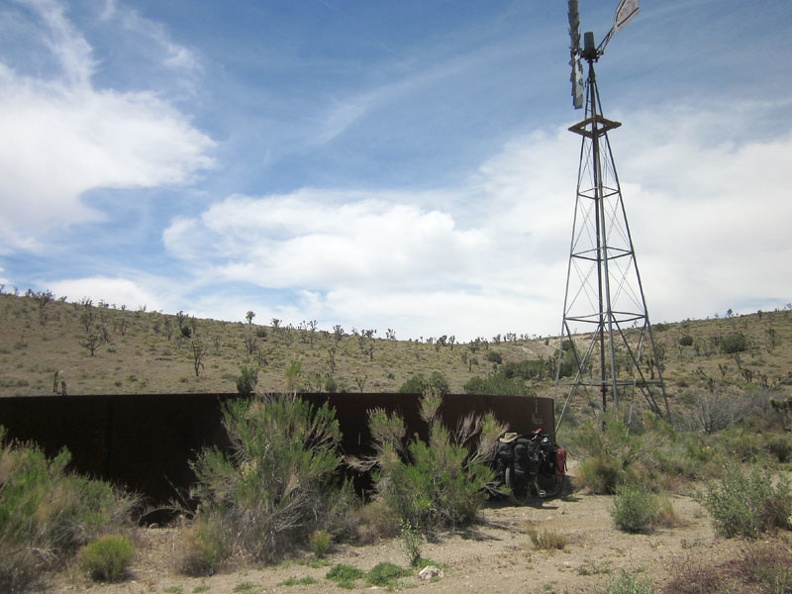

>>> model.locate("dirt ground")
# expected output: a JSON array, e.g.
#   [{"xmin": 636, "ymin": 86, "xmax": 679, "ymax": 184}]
[{"xmin": 49, "ymin": 479, "xmax": 757, "ymax": 594}]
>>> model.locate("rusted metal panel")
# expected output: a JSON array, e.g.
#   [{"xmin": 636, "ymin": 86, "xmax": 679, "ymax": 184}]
[{"xmin": 0, "ymin": 392, "xmax": 555, "ymax": 505}]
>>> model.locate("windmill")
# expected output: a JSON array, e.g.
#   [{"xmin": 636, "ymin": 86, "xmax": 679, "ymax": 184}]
[{"xmin": 555, "ymin": 0, "xmax": 670, "ymax": 429}]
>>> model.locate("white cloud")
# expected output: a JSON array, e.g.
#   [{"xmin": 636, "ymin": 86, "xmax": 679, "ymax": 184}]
[
  {"xmin": 609, "ymin": 107, "xmax": 792, "ymax": 321},
  {"xmin": 30, "ymin": 0, "xmax": 95, "ymax": 87},
  {"xmin": 160, "ymin": 128, "xmax": 582, "ymax": 339},
  {"xmin": 0, "ymin": 0, "xmax": 213, "ymax": 250},
  {"xmin": 113, "ymin": 4, "xmax": 201, "ymax": 74},
  {"xmin": 47, "ymin": 276, "xmax": 164, "ymax": 311},
  {"xmin": 310, "ymin": 36, "xmax": 534, "ymax": 147},
  {"xmin": 164, "ymin": 190, "xmax": 489, "ymax": 292},
  {"xmin": 161, "ymin": 100, "xmax": 792, "ymax": 340}
]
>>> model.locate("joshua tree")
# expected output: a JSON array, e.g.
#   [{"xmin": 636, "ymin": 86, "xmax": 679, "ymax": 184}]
[
  {"xmin": 81, "ymin": 333, "xmax": 102, "ymax": 356},
  {"xmin": 35, "ymin": 290, "xmax": 54, "ymax": 325},
  {"xmin": 327, "ymin": 346, "xmax": 337, "ymax": 374},
  {"xmin": 244, "ymin": 332, "xmax": 258, "ymax": 355},
  {"xmin": 80, "ymin": 305, "xmax": 94, "ymax": 333},
  {"xmin": 191, "ymin": 339, "xmax": 207, "ymax": 377},
  {"xmin": 306, "ymin": 319, "xmax": 319, "ymax": 348},
  {"xmin": 354, "ymin": 373, "xmax": 367, "ymax": 393}
]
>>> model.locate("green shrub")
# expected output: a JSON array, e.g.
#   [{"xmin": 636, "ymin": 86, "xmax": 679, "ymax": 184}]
[
  {"xmin": 364, "ymin": 392, "xmax": 505, "ymax": 532},
  {"xmin": 324, "ymin": 376, "xmax": 338, "ymax": 393},
  {"xmin": 485, "ymin": 350, "xmax": 503, "ymax": 365},
  {"xmin": 366, "ymin": 562, "xmax": 411, "ymax": 588},
  {"xmin": 235, "ymin": 366, "xmax": 258, "ymax": 396},
  {"xmin": 462, "ymin": 371, "xmax": 531, "ymax": 395},
  {"xmin": 280, "ymin": 576, "xmax": 317, "ymax": 586},
  {"xmin": 720, "ymin": 332, "xmax": 747, "ymax": 354},
  {"xmin": 502, "ymin": 358, "xmax": 551, "ymax": 381},
  {"xmin": 326, "ymin": 563, "xmax": 364, "ymax": 588},
  {"xmin": 0, "ymin": 427, "xmax": 137, "ymax": 592},
  {"xmin": 610, "ymin": 485, "xmax": 658, "ymax": 534},
  {"xmin": 79, "ymin": 534, "xmax": 135, "ymax": 582},
  {"xmin": 555, "ymin": 343, "xmax": 578, "ymax": 379},
  {"xmin": 188, "ymin": 394, "xmax": 343, "ymax": 566},
  {"xmin": 699, "ymin": 465, "xmax": 792, "ymax": 538},
  {"xmin": 722, "ymin": 429, "xmax": 767, "ymax": 463},
  {"xmin": 398, "ymin": 372, "xmax": 450, "ymax": 396}
]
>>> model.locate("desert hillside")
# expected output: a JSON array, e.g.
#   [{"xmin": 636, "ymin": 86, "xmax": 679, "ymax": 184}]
[{"xmin": 1, "ymin": 292, "xmax": 791, "ymax": 422}]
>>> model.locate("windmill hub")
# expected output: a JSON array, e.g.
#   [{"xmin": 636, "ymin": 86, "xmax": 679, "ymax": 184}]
[{"xmin": 581, "ymin": 31, "xmax": 598, "ymax": 62}]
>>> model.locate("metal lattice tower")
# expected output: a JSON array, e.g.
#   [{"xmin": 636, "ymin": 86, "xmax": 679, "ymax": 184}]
[{"xmin": 555, "ymin": 12, "xmax": 670, "ymax": 429}]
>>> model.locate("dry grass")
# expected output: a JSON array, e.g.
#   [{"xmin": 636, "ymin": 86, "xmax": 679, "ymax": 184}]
[
  {"xmin": 528, "ymin": 528, "xmax": 568, "ymax": 550},
  {"xmin": 661, "ymin": 537, "xmax": 792, "ymax": 594}
]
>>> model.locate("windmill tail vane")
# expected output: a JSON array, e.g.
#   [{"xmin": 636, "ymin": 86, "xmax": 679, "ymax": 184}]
[{"xmin": 613, "ymin": 0, "xmax": 639, "ymax": 33}]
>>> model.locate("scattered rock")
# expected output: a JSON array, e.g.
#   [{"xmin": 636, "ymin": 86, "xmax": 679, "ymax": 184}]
[{"xmin": 418, "ymin": 566, "xmax": 444, "ymax": 581}]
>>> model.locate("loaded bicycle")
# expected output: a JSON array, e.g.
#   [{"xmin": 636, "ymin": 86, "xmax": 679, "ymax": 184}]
[{"xmin": 491, "ymin": 428, "xmax": 566, "ymax": 501}]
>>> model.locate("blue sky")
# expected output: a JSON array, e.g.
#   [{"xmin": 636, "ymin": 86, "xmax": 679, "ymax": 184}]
[{"xmin": 1, "ymin": 0, "xmax": 790, "ymax": 341}]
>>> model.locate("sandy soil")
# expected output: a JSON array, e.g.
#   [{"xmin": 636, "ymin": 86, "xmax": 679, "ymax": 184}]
[{"xmin": 50, "ymin": 483, "xmax": 751, "ymax": 594}]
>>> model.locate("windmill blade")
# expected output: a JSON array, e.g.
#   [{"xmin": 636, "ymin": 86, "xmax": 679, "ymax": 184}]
[
  {"xmin": 571, "ymin": 57, "xmax": 584, "ymax": 109},
  {"xmin": 613, "ymin": 0, "xmax": 639, "ymax": 33},
  {"xmin": 568, "ymin": 0, "xmax": 583, "ymax": 109},
  {"xmin": 567, "ymin": 0, "xmax": 581, "ymax": 54}
]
